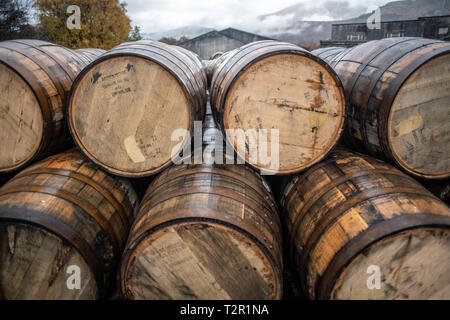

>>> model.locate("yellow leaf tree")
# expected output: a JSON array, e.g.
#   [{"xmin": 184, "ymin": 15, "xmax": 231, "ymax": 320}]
[{"xmin": 34, "ymin": 0, "xmax": 131, "ymax": 49}]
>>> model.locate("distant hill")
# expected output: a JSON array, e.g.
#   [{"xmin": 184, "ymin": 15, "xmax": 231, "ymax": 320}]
[
  {"xmin": 142, "ymin": 26, "xmax": 214, "ymax": 41},
  {"xmin": 140, "ymin": 0, "xmax": 450, "ymax": 47},
  {"xmin": 260, "ymin": 0, "xmax": 450, "ymax": 46}
]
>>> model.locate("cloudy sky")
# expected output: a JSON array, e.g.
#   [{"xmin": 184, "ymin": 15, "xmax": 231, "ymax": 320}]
[{"xmin": 124, "ymin": 0, "xmax": 392, "ymax": 34}]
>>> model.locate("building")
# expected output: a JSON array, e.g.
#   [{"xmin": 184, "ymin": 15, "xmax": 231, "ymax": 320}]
[
  {"xmin": 320, "ymin": 15, "xmax": 450, "ymax": 47},
  {"xmin": 179, "ymin": 28, "xmax": 273, "ymax": 60}
]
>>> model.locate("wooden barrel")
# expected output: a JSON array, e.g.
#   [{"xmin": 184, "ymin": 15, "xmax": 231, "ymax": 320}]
[
  {"xmin": 281, "ymin": 148, "xmax": 450, "ymax": 300},
  {"xmin": 0, "ymin": 149, "xmax": 139, "ymax": 299},
  {"xmin": 75, "ymin": 48, "xmax": 106, "ymax": 61},
  {"xmin": 68, "ymin": 40, "xmax": 207, "ymax": 177},
  {"xmin": 120, "ymin": 163, "xmax": 283, "ymax": 300},
  {"xmin": 203, "ymin": 50, "xmax": 236, "ymax": 87},
  {"xmin": 210, "ymin": 52, "xmax": 224, "ymax": 60},
  {"xmin": 330, "ymin": 37, "xmax": 450, "ymax": 180},
  {"xmin": 0, "ymin": 39, "xmax": 93, "ymax": 174},
  {"xmin": 311, "ymin": 47, "xmax": 347, "ymax": 63},
  {"xmin": 210, "ymin": 40, "xmax": 346, "ymax": 175}
]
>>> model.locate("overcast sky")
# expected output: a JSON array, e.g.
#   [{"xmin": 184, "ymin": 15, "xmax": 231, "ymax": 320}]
[{"xmin": 124, "ymin": 0, "xmax": 393, "ymax": 34}]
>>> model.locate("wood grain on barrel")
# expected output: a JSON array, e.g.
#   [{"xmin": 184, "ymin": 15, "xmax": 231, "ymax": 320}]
[
  {"xmin": 210, "ymin": 41, "xmax": 346, "ymax": 174},
  {"xmin": 120, "ymin": 163, "xmax": 283, "ymax": 300},
  {"xmin": 282, "ymin": 148, "xmax": 450, "ymax": 300},
  {"xmin": 0, "ymin": 150, "xmax": 139, "ymax": 299},
  {"xmin": 0, "ymin": 40, "xmax": 92, "ymax": 173},
  {"xmin": 311, "ymin": 47, "xmax": 347, "ymax": 63},
  {"xmin": 68, "ymin": 40, "xmax": 207, "ymax": 177},
  {"xmin": 331, "ymin": 38, "xmax": 450, "ymax": 180},
  {"xmin": 75, "ymin": 48, "xmax": 106, "ymax": 61}
]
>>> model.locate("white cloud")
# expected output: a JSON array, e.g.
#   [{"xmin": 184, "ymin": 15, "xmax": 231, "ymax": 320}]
[{"xmin": 124, "ymin": 0, "xmax": 392, "ymax": 34}]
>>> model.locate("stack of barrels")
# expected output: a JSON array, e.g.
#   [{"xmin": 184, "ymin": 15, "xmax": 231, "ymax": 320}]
[
  {"xmin": 0, "ymin": 40, "xmax": 102, "ymax": 174},
  {"xmin": 0, "ymin": 36, "xmax": 449, "ymax": 300},
  {"xmin": 120, "ymin": 106, "xmax": 284, "ymax": 299}
]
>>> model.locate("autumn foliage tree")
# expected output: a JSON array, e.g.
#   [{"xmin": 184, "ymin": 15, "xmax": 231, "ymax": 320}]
[{"xmin": 34, "ymin": 0, "xmax": 131, "ymax": 49}]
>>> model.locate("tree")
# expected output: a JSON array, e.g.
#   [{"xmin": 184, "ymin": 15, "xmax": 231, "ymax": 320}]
[
  {"xmin": 127, "ymin": 25, "xmax": 142, "ymax": 41},
  {"xmin": 34, "ymin": 0, "xmax": 131, "ymax": 49},
  {"xmin": 0, "ymin": 0, "xmax": 36, "ymax": 40}
]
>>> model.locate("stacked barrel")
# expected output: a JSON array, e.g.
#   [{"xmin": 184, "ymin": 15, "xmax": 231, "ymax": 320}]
[
  {"xmin": 0, "ymin": 36, "xmax": 449, "ymax": 300},
  {"xmin": 0, "ymin": 40, "xmax": 101, "ymax": 174},
  {"xmin": 209, "ymin": 41, "xmax": 346, "ymax": 175},
  {"xmin": 0, "ymin": 150, "xmax": 139, "ymax": 299}
]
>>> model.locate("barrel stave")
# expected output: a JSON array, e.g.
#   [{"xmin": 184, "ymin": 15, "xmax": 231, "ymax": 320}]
[
  {"xmin": 283, "ymin": 149, "xmax": 450, "ymax": 299},
  {"xmin": 0, "ymin": 150, "xmax": 139, "ymax": 299},
  {"xmin": 120, "ymin": 163, "xmax": 283, "ymax": 300},
  {"xmin": 0, "ymin": 40, "xmax": 91, "ymax": 173}
]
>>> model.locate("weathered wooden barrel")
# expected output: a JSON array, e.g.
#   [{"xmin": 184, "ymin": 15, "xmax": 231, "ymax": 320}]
[
  {"xmin": 210, "ymin": 52, "xmax": 224, "ymax": 60},
  {"xmin": 173, "ymin": 45, "xmax": 207, "ymax": 87},
  {"xmin": 203, "ymin": 50, "xmax": 236, "ymax": 87},
  {"xmin": 210, "ymin": 40, "xmax": 346, "ymax": 175},
  {"xmin": 75, "ymin": 48, "xmax": 106, "ymax": 61},
  {"xmin": 311, "ymin": 47, "xmax": 347, "ymax": 63},
  {"xmin": 120, "ymin": 163, "xmax": 283, "ymax": 300},
  {"xmin": 281, "ymin": 148, "xmax": 450, "ymax": 300},
  {"xmin": 331, "ymin": 37, "xmax": 450, "ymax": 180},
  {"xmin": 0, "ymin": 39, "xmax": 92, "ymax": 174},
  {"xmin": 68, "ymin": 40, "xmax": 207, "ymax": 177},
  {"xmin": 0, "ymin": 149, "xmax": 139, "ymax": 299}
]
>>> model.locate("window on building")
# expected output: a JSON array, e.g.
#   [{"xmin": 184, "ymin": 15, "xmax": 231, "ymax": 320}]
[
  {"xmin": 346, "ymin": 32, "xmax": 366, "ymax": 41},
  {"xmin": 386, "ymin": 31, "xmax": 405, "ymax": 38},
  {"xmin": 438, "ymin": 27, "xmax": 449, "ymax": 35}
]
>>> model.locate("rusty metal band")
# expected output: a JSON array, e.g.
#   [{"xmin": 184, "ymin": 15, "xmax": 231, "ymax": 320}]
[
  {"xmin": 128, "ymin": 209, "xmax": 283, "ymax": 266},
  {"xmin": 142, "ymin": 176, "xmax": 277, "ymax": 221},
  {"xmin": 10, "ymin": 167, "xmax": 132, "ymax": 228},
  {"xmin": 297, "ymin": 187, "xmax": 435, "ymax": 292},
  {"xmin": 120, "ymin": 213, "xmax": 283, "ymax": 300},
  {"xmin": 218, "ymin": 46, "xmax": 309, "ymax": 127},
  {"xmin": 377, "ymin": 45, "xmax": 450, "ymax": 177},
  {"xmin": 0, "ymin": 185, "xmax": 121, "ymax": 258},
  {"xmin": 146, "ymin": 165, "xmax": 276, "ymax": 202},
  {"xmin": 211, "ymin": 42, "xmax": 299, "ymax": 122},
  {"xmin": 317, "ymin": 214, "xmax": 450, "ymax": 299},
  {"xmin": 103, "ymin": 45, "xmax": 202, "ymax": 113},
  {"xmin": 67, "ymin": 52, "xmax": 195, "ymax": 178},
  {"xmin": 12, "ymin": 40, "xmax": 78, "ymax": 81},
  {"xmin": 211, "ymin": 41, "xmax": 286, "ymax": 105},
  {"xmin": 328, "ymin": 45, "xmax": 358, "ymax": 68},
  {"xmin": 0, "ymin": 206, "xmax": 105, "ymax": 298},
  {"xmin": 123, "ymin": 207, "xmax": 283, "ymax": 277},
  {"xmin": 340, "ymin": 38, "xmax": 414, "ymax": 103},
  {"xmin": 282, "ymin": 156, "xmax": 343, "ymax": 208},
  {"xmin": 8, "ymin": 41, "xmax": 69, "ymax": 102},
  {"xmin": 143, "ymin": 166, "xmax": 277, "ymax": 211},
  {"xmin": 359, "ymin": 41, "xmax": 436, "ymax": 150},
  {"xmin": 0, "ymin": 51, "xmax": 54, "ymax": 158},
  {"xmin": 288, "ymin": 169, "xmax": 412, "ymax": 255},
  {"xmin": 72, "ymin": 49, "xmax": 93, "ymax": 65},
  {"xmin": 136, "ymin": 186, "xmax": 282, "ymax": 246},
  {"xmin": 333, "ymin": 39, "xmax": 413, "ymax": 149}
]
